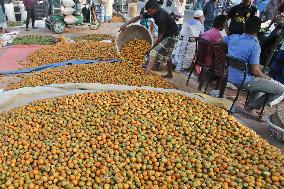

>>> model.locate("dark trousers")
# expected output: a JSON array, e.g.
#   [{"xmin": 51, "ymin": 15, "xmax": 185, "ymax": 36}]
[{"xmin": 26, "ymin": 8, "xmax": 35, "ymax": 29}]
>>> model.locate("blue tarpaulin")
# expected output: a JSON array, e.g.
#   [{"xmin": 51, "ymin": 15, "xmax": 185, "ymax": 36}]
[{"xmin": 0, "ymin": 59, "xmax": 122, "ymax": 76}]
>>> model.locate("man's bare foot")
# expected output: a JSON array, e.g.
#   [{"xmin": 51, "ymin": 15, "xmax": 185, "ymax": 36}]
[{"xmin": 243, "ymin": 106, "xmax": 259, "ymax": 118}]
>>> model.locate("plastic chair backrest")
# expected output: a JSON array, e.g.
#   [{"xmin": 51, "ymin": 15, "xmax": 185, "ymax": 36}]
[
  {"xmin": 226, "ymin": 56, "xmax": 248, "ymax": 87},
  {"xmin": 196, "ymin": 37, "xmax": 213, "ymax": 67},
  {"xmin": 212, "ymin": 44, "xmax": 227, "ymax": 75}
]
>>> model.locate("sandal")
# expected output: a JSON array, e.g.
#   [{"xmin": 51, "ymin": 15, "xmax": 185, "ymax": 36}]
[
  {"xmin": 163, "ymin": 74, "xmax": 173, "ymax": 79},
  {"xmin": 239, "ymin": 107, "xmax": 266, "ymax": 122}
]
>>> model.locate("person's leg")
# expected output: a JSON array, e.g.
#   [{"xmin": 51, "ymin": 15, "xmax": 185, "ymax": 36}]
[
  {"xmin": 145, "ymin": 54, "xmax": 157, "ymax": 74},
  {"xmin": 269, "ymin": 50, "xmax": 284, "ymax": 82},
  {"xmin": 165, "ymin": 58, "xmax": 173, "ymax": 78},
  {"xmin": 31, "ymin": 8, "xmax": 36, "ymax": 28},
  {"xmin": 26, "ymin": 8, "xmax": 31, "ymax": 30},
  {"xmin": 244, "ymin": 78, "xmax": 284, "ymax": 109}
]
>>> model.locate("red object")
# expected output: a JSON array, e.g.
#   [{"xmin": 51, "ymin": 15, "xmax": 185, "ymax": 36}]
[{"xmin": 0, "ymin": 45, "xmax": 45, "ymax": 72}]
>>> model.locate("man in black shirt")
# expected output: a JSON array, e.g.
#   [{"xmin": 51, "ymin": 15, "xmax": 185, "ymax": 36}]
[
  {"xmin": 227, "ymin": 0, "xmax": 258, "ymax": 35},
  {"xmin": 120, "ymin": 0, "xmax": 179, "ymax": 78}
]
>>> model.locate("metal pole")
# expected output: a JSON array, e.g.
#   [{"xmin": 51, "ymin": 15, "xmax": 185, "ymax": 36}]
[{"xmin": 262, "ymin": 26, "xmax": 284, "ymax": 71}]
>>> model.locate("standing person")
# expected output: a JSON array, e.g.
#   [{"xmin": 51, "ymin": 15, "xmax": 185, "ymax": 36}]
[
  {"xmin": 105, "ymin": 0, "xmax": 114, "ymax": 22},
  {"xmin": 173, "ymin": 10, "xmax": 204, "ymax": 71},
  {"xmin": 195, "ymin": 0, "xmax": 204, "ymax": 10},
  {"xmin": 203, "ymin": 0, "xmax": 219, "ymax": 31},
  {"xmin": 162, "ymin": 0, "xmax": 186, "ymax": 30},
  {"xmin": 226, "ymin": 0, "xmax": 258, "ymax": 35},
  {"xmin": 171, "ymin": 0, "xmax": 186, "ymax": 30},
  {"xmin": 23, "ymin": 0, "xmax": 38, "ymax": 31},
  {"xmin": 221, "ymin": 16, "xmax": 284, "ymax": 118},
  {"xmin": 0, "ymin": 0, "xmax": 7, "ymax": 33},
  {"xmin": 265, "ymin": 2, "xmax": 284, "ymax": 31},
  {"xmin": 269, "ymin": 42, "xmax": 284, "ymax": 85},
  {"xmin": 0, "ymin": 0, "xmax": 4, "ymax": 14},
  {"xmin": 99, "ymin": 0, "xmax": 106, "ymax": 22},
  {"xmin": 120, "ymin": 0, "xmax": 179, "ymax": 78},
  {"xmin": 140, "ymin": 8, "xmax": 158, "ymax": 38}
]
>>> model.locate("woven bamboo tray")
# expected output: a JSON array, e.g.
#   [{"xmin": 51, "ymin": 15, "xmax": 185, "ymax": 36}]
[
  {"xmin": 267, "ymin": 115, "xmax": 284, "ymax": 142},
  {"xmin": 116, "ymin": 24, "xmax": 153, "ymax": 54}
]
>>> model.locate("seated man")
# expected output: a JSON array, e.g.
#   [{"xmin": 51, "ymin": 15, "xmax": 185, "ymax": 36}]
[
  {"xmin": 221, "ymin": 16, "xmax": 284, "ymax": 118},
  {"xmin": 201, "ymin": 15, "xmax": 227, "ymax": 67},
  {"xmin": 202, "ymin": 15, "xmax": 227, "ymax": 43}
]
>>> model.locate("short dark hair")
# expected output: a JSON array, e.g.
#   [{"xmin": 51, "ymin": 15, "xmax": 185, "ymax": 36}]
[
  {"xmin": 145, "ymin": 0, "xmax": 160, "ymax": 9},
  {"xmin": 245, "ymin": 16, "xmax": 261, "ymax": 34},
  {"xmin": 213, "ymin": 15, "xmax": 227, "ymax": 28}
]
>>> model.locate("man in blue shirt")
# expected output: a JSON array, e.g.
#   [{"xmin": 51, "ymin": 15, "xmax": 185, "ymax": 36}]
[{"xmin": 222, "ymin": 16, "xmax": 284, "ymax": 118}]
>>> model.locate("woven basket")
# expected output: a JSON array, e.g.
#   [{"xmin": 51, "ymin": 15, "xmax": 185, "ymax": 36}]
[
  {"xmin": 116, "ymin": 24, "xmax": 153, "ymax": 54},
  {"xmin": 267, "ymin": 115, "xmax": 284, "ymax": 142}
]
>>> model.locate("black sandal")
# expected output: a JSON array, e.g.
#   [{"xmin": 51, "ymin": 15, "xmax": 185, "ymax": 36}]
[{"xmin": 163, "ymin": 74, "xmax": 173, "ymax": 79}]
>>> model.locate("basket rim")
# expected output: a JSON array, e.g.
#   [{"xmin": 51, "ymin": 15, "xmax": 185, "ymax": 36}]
[
  {"xmin": 267, "ymin": 115, "xmax": 284, "ymax": 132},
  {"xmin": 116, "ymin": 24, "xmax": 153, "ymax": 54}
]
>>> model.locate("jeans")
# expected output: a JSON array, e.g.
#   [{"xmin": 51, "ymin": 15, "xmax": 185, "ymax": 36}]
[
  {"xmin": 26, "ymin": 8, "xmax": 35, "ymax": 29},
  {"xmin": 269, "ymin": 50, "xmax": 284, "ymax": 84},
  {"xmin": 243, "ymin": 78, "xmax": 284, "ymax": 109}
]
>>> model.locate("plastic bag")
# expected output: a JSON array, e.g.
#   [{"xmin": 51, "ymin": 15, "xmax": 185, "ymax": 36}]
[
  {"xmin": 64, "ymin": 15, "xmax": 78, "ymax": 24},
  {"xmin": 63, "ymin": 7, "xmax": 75, "ymax": 16},
  {"xmin": 62, "ymin": 0, "xmax": 75, "ymax": 7}
]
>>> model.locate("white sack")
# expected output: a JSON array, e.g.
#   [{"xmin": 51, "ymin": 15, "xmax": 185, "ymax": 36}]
[
  {"xmin": 4, "ymin": 3, "xmax": 16, "ymax": 22},
  {"xmin": 63, "ymin": 7, "xmax": 75, "ymax": 16},
  {"xmin": 64, "ymin": 15, "xmax": 78, "ymax": 24},
  {"xmin": 62, "ymin": 0, "xmax": 75, "ymax": 7}
]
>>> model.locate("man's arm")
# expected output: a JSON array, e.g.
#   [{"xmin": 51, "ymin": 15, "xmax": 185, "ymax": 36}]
[
  {"xmin": 250, "ymin": 64, "xmax": 270, "ymax": 79},
  {"xmin": 152, "ymin": 32, "xmax": 164, "ymax": 48},
  {"xmin": 249, "ymin": 45, "xmax": 270, "ymax": 79},
  {"xmin": 119, "ymin": 15, "xmax": 143, "ymax": 31},
  {"xmin": 217, "ymin": 35, "xmax": 230, "ymax": 45},
  {"xmin": 145, "ymin": 32, "xmax": 164, "ymax": 75}
]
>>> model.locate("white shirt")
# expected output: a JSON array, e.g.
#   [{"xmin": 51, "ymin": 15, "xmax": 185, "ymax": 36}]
[
  {"xmin": 161, "ymin": 0, "xmax": 186, "ymax": 18},
  {"xmin": 181, "ymin": 19, "xmax": 204, "ymax": 37}
]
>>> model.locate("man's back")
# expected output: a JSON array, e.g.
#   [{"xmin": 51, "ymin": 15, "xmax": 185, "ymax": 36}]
[
  {"xmin": 202, "ymin": 27, "xmax": 222, "ymax": 43},
  {"xmin": 223, "ymin": 34, "xmax": 261, "ymax": 85}
]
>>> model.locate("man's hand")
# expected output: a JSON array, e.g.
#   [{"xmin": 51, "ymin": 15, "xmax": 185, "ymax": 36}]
[
  {"xmin": 251, "ymin": 64, "xmax": 271, "ymax": 79},
  {"xmin": 118, "ymin": 16, "xmax": 142, "ymax": 32},
  {"xmin": 119, "ymin": 24, "xmax": 127, "ymax": 32},
  {"xmin": 144, "ymin": 67, "xmax": 151, "ymax": 75}
]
